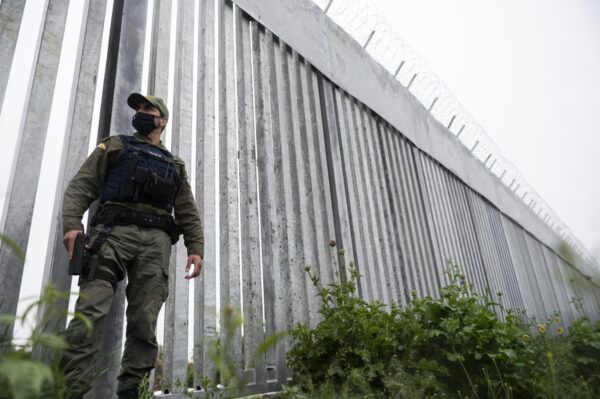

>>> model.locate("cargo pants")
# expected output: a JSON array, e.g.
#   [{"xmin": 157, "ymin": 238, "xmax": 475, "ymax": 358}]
[{"xmin": 59, "ymin": 224, "xmax": 171, "ymax": 398}]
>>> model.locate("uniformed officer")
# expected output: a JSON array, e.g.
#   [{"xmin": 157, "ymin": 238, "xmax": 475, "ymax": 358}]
[{"xmin": 59, "ymin": 93, "xmax": 204, "ymax": 399}]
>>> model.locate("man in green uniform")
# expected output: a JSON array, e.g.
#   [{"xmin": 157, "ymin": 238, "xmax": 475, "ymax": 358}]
[{"xmin": 59, "ymin": 93, "xmax": 204, "ymax": 399}]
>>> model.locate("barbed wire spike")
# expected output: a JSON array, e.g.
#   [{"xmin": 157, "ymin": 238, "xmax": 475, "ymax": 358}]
[
  {"xmin": 447, "ymin": 115, "xmax": 456, "ymax": 130},
  {"xmin": 428, "ymin": 97, "xmax": 439, "ymax": 112},
  {"xmin": 470, "ymin": 140, "xmax": 479, "ymax": 152},
  {"xmin": 393, "ymin": 60, "xmax": 405, "ymax": 77},
  {"xmin": 363, "ymin": 30, "xmax": 376, "ymax": 49},
  {"xmin": 324, "ymin": 0, "xmax": 335, "ymax": 14},
  {"xmin": 407, "ymin": 73, "xmax": 417, "ymax": 90}
]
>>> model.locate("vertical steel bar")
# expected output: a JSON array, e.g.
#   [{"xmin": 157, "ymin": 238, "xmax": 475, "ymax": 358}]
[
  {"xmin": 392, "ymin": 135, "xmax": 423, "ymax": 297},
  {"xmin": 378, "ymin": 124, "xmax": 410, "ymax": 305},
  {"xmin": 275, "ymin": 42, "xmax": 308, "ymax": 328},
  {"xmin": 465, "ymin": 191, "xmax": 506, "ymax": 309},
  {"xmin": 487, "ymin": 206, "xmax": 524, "ymax": 310},
  {"xmin": 405, "ymin": 145, "xmax": 440, "ymax": 296},
  {"xmin": 0, "ymin": 0, "xmax": 48, "ymax": 233},
  {"xmin": 93, "ymin": 1, "xmax": 149, "ymax": 396},
  {"xmin": 267, "ymin": 33, "xmax": 293, "ymax": 381},
  {"xmin": 193, "ymin": 0, "xmax": 218, "ymax": 384},
  {"xmin": 337, "ymin": 91, "xmax": 376, "ymax": 301},
  {"xmin": 147, "ymin": 0, "xmax": 171, "ymax": 97},
  {"xmin": 501, "ymin": 216, "xmax": 537, "ymax": 314},
  {"xmin": 525, "ymin": 234, "xmax": 559, "ymax": 318},
  {"xmin": 385, "ymin": 129, "xmax": 418, "ymax": 301},
  {"xmin": 303, "ymin": 63, "xmax": 336, "ymax": 288},
  {"xmin": 40, "ymin": 0, "xmax": 109, "ymax": 350},
  {"xmin": 163, "ymin": 0, "xmax": 194, "ymax": 390},
  {"xmin": 237, "ymin": 12, "xmax": 265, "ymax": 389},
  {"xmin": 328, "ymin": 88, "xmax": 364, "ymax": 295},
  {"xmin": 317, "ymin": 77, "xmax": 356, "ymax": 287},
  {"xmin": 254, "ymin": 27, "xmax": 289, "ymax": 386},
  {"xmin": 218, "ymin": 0, "xmax": 243, "ymax": 379},
  {"xmin": 357, "ymin": 108, "xmax": 393, "ymax": 303},
  {"xmin": 0, "ymin": 0, "xmax": 26, "ymax": 110},
  {"xmin": 0, "ymin": 0, "xmax": 68, "ymax": 337},
  {"xmin": 148, "ymin": 0, "xmax": 169, "ymax": 93},
  {"xmin": 287, "ymin": 49, "xmax": 318, "ymax": 326},
  {"xmin": 417, "ymin": 152, "xmax": 451, "ymax": 289},
  {"xmin": 348, "ymin": 99, "xmax": 386, "ymax": 302},
  {"xmin": 369, "ymin": 117, "xmax": 404, "ymax": 304},
  {"xmin": 422, "ymin": 157, "xmax": 457, "ymax": 291},
  {"xmin": 399, "ymin": 138, "xmax": 432, "ymax": 295},
  {"xmin": 294, "ymin": 55, "xmax": 323, "ymax": 327},
  {"xmin": 451, "ymin": 179, "xmax": 488, "ymax": 294}
]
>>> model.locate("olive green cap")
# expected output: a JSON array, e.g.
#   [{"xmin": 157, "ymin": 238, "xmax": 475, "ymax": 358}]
[{"xmin": 127, "ymin": 93, "xmax": 169, "ymax": 118}]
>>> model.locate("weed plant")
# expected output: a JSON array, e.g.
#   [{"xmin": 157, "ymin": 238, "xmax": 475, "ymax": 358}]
[
  {"xmin": 283, "ymin": 247, "xmax": 600, "ymax": 398},
  {"xmin": 0, "ymin": 234, "xmax": 90, "ymax": 398},
  {"xmin": 0, "ymin": 285, "xmax": 93, "ymax": 399}
]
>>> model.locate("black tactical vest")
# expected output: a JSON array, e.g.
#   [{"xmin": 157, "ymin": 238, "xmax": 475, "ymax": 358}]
[{"xmin": 99, "ymin": 135, "xmax": 179, "ymax": 212}]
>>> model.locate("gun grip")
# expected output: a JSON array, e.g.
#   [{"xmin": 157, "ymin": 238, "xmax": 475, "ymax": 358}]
[{"xmin": 68, "ymin": 232, "xmax": 86, "ymax": 276}]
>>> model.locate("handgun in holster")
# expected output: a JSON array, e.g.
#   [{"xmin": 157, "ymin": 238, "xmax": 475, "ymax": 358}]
[
  {"xmin": 68, "ymin": 230, "xmax": 107, "ymax": 282},
  {"xmin": 68, "ymin": 232, "xmax": 87, "ymax": 276}
]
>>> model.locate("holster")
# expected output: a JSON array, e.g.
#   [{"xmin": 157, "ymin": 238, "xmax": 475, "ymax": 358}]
[
  {"xmin": 68, "ymin": 226, "xmax": 118, "ymax": 291},
  {"xmin": 81, "ymin": 253, "xmax": 100, "ymax": 281},
  {"xmin": 68, "ymin": 232, "xmax": 87, "ymax": 276}
]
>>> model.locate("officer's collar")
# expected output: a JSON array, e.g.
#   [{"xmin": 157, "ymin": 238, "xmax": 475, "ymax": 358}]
[{"xmin": 133, "ymin": 131, "xmax": 168, "ymax": 151}]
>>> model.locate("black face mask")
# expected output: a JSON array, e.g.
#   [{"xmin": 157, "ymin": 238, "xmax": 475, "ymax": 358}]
[{"xmin": 132, "ymin": 112, "xmax": 157, "ymax": 136}]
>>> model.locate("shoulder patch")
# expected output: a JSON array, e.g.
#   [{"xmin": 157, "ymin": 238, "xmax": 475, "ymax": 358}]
[{"xmin": 96, "ymin": 136, "xmax": 118, "ymax": 151}]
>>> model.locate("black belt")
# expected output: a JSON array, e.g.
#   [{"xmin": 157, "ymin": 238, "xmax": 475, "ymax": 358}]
[{"xmin": 92, "ymin": 204, "xmax": 182, "ymax": 244}]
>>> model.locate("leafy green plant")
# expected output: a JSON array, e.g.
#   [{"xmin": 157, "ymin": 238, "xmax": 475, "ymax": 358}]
[
  {"xmin": 137, "ymin": 373, "xmax": 154, "ymax": 399},
  {"xmin": 0, "ymin": 285, "xmax": 90, "ymax": 399},
  {"xmin": 284, "ymin": 247, "xmax": 600, "ymax": 398},
  {"xmin": 401, "ymin": 264, "xmax": 539, "ymax": 397},
  {"xmin": 568, "ymin": 316, "xmax": 600, "ymax": 396},
  {"xmin": 285, "ymin": 247, "xmax": 445, "ymax": 398}
]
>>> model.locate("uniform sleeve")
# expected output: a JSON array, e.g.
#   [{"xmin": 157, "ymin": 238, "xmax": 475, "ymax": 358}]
[
  {"xmin": 173, "ymin": 159, "xmax": 204, "ymax": 258},
  {"xmin": 62, "ymin": 137, "xmax": 121, "ymax": 234}
]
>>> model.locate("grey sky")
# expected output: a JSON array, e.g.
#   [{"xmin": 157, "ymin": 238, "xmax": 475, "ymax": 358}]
[{"xmin": 374, "ymin": 0, "xmax": 600, "ymax": 260}]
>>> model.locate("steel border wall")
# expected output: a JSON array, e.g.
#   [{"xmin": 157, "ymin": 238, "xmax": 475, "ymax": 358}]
[{"xmin": 1, "ymin": 0, "xmax": 599, "ymax": 397}]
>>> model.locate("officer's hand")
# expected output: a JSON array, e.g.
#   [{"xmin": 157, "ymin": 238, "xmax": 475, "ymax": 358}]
[
  {"xmin": 63, "ymin": 230, "xmax": 83, "ymax": 260},
  {"xmin": 185, "ymin": 255, "xmax": 202, "ymax": 280}
]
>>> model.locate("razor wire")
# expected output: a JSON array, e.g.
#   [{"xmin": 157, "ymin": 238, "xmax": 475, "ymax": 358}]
[{"xmin": 312, "ymin": 0, "xmax": 599, "ymax": 275}]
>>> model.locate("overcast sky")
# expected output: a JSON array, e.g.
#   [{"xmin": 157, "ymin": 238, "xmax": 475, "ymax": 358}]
[{"xmin": 373, "ymin": 0, "xmax": 600, "ymax": 260}]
